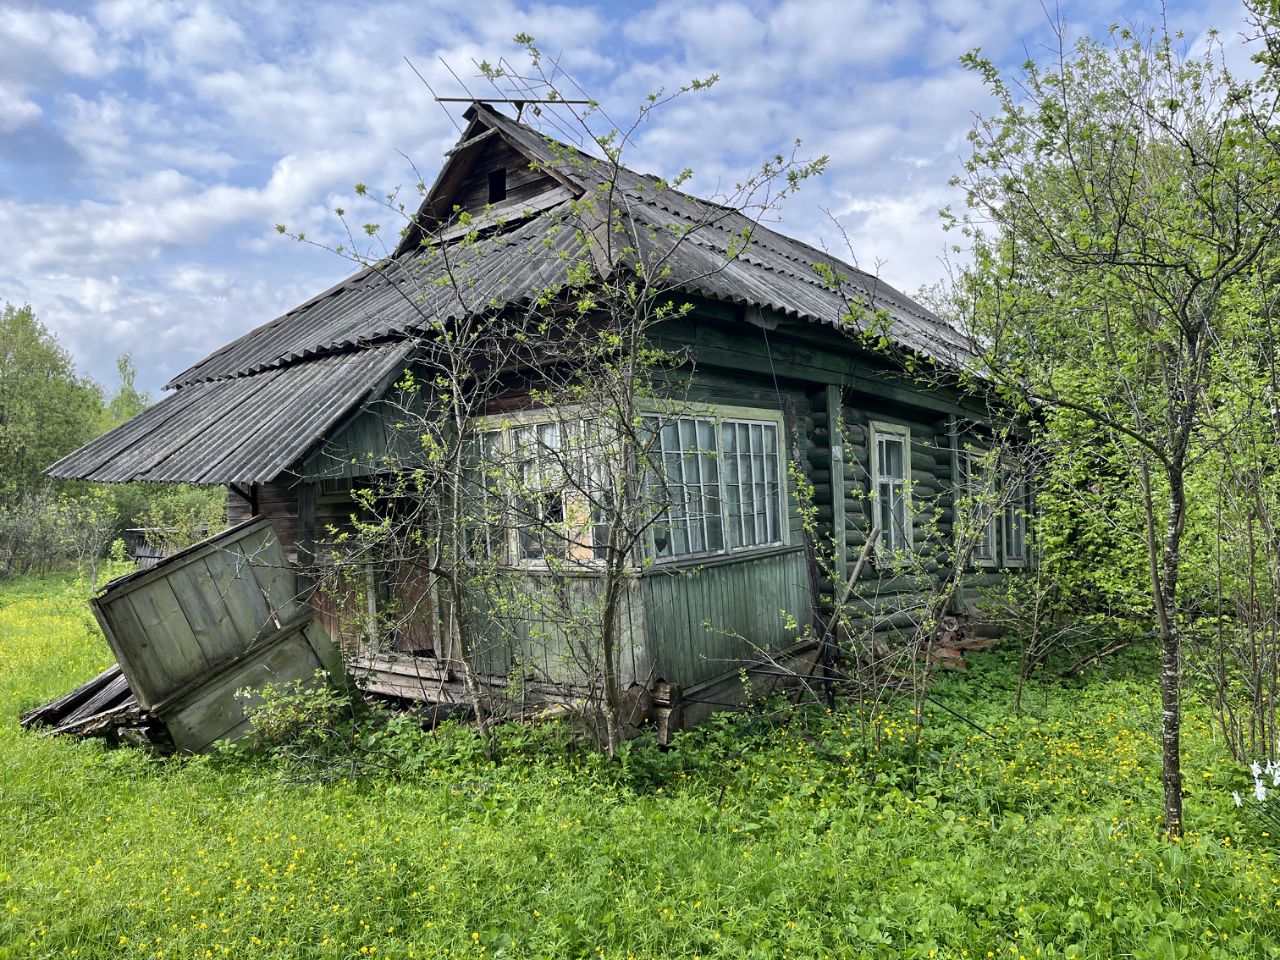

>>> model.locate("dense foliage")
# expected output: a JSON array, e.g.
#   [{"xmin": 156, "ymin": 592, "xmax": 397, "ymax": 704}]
[
  {"xmin": 0, "ymin": 304, "xmax": 103, "ymax": 502},
  {"xmin": 944, "ymin": 14, "xmax": 1280, "ymax": 831},
  {"xmin": 0, "ymin": 302, "xmax": 225, "ymax": 578},
  {"xmin": 3, "ymin": 575, "xmax": 1278, "ymax": 959}
]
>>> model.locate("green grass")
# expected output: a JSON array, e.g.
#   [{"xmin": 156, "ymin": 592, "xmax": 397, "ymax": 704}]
[{"xmin": 1, "ymin": 574, "xmax": 1277, "ymax": 959}]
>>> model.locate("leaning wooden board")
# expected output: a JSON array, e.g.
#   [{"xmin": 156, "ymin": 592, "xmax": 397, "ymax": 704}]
[
  {"xmin": 90, "ymin": 517, "xmax": 306, "ymax": 711},
  {"xmin": 155, "ymin": 615, "xmax": 340, "ymax": 753}
]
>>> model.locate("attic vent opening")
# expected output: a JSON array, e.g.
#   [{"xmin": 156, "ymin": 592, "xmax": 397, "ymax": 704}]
[{"xmin": 487, "ymin": 168, "xmax": 507, "ymax": 204}]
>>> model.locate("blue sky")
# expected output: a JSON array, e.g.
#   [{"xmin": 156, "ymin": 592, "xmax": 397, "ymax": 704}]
[{"xmin": 0, "ymin": 0, "xmax": 1252, "ymax": 394}]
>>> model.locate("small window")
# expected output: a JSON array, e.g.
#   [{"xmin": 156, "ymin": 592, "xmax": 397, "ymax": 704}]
[
  {"xmin": 512, "ymin": 422, "xmax": 568, "ymax": 562},
  {"xmin": 960, "ymin": 449, "xmax": 998, "ymax": 567},
  {"xmin": 871, "ymin": 423, "xmax": 911, "ymax": 557},
  {"xmin": 461, "ymin": 429, "xmax": 504, "ymax": 561},
  {"xmin": 1004, "ymin": 481, "xmax": 1029, "ymax": 566},
  {"xmin": 721, "ymin": 420, "xmax": 781, "ymax": 549},
  {"xmin": 487, "ymin": 168, "xmax": 507, "ymax": 204}
]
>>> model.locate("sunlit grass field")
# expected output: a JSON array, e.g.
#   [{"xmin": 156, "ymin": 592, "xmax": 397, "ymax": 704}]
[{"xmin": 1, "ymin": 574, "xmax": 1277, "ymax": 959}]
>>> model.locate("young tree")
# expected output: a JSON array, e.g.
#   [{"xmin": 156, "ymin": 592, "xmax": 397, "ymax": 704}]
[
  {"xmin": 292, "ymin": 47, "xmax": 824, "ymax": 754},
  {"xmin": 103, "ymin": 353, "xmax": 150, "ymax": 429},
  {"xmin": 949, "ymin": 21, "xmax": 1280, "ymax": 835}
]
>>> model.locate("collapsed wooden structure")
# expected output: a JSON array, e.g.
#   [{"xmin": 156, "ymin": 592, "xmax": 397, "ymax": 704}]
[
  {"xmin": 44, "ymin": 103, "xmax": 1029, "ymax": 740},
  {"xmin": 23, "ymin": 519, "xmax": 339, "ymax": 751}
]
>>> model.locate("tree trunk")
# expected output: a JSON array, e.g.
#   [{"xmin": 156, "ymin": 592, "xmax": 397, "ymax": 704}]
[
  {"xmin": 1158, "ymin": 468, "xmax": 1187, "ymax": 837},
  {"xmin": 1141, "ymin": 455, "xmax": 1186, "ymax": 838},
  {"xmin": 597, "ymin": 524, "xmax": 627, "ymax": 758}
]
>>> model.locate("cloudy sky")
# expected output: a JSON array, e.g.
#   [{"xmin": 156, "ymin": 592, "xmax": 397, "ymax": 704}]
[{"xmin": 0, "ymin": 0, "xmax": 1253, "ymax": 394}]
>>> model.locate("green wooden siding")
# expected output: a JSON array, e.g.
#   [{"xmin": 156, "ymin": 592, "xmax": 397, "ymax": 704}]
[
  {"xmin": 276, "ymin": 297, "xmax": 1022, "ymax": 696},
  {"xmin": 640, "ymin": 546, "xmax": 810, "ymax": 686},
  {"xmin": 465, "ymin": 572, "xmax": 649, "ymax": 687}
]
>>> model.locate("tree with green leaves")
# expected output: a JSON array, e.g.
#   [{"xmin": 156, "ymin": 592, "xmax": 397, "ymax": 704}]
[
  {"xmin": 0, "ymin": 303, "xmax": 102, "ymax": 501},
  {"xmin": 103, "ymin": 353, "xmax": 150, "ymax": 430},
  {"xmin": 949, "ymin": 19, "xmax": 1280, "ymax": 836}
]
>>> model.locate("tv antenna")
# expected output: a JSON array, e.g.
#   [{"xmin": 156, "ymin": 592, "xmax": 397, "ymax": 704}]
[{"xmin": 433, "ymin": 96, "xmax": 593, "ymax": 121}]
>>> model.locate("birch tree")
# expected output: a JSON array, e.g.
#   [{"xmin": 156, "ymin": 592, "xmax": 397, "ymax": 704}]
[{"xmin": 950, "ymin": 21, "xmax": 1280, "ymax": 836}]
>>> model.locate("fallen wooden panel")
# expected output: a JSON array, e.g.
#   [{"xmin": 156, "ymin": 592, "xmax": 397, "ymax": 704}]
[
  {"xmin": 23, "ymin": 516, "xmax": 342, "ymax": 754},
  {"xmin": 349, "ymin": 651, "xmax": 453, "ymax": 701},
  {"xmin": 20, "ymin": 662, "xmax": 140, "ymax": 732},
  {"xmin": 19, "ymin": 663, "xmax": 166, "ymax": 746},
  {"xmin": 91, "ymin": 517, "xmax": 306, "ymax": 711},
  {"xmin": 21, "ymin": 664, "xmax": 128, "ymax": 728},
  {"xmin": 155, "ymin": 615, "xmax": 339, "ymax": 753}
]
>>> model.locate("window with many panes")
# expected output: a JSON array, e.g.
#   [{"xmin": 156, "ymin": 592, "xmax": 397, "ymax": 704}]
[
  {"xmin": 649, "ymin": 413, "xmax": 784, "ymax": 561},
  {"xmin": 466, "ymin": 408, "xmax": 786, "ymax": 567},
  {"xmin": 871, "ymin": 422, "xmax": 911, "ymax": 556},
  {"xmin": 462, "ymin": 420, "xmax": 610, "ymax": 566},
  {"xmin": 461, "ymin": 429, "xmax": 504, "ymax": 560}
]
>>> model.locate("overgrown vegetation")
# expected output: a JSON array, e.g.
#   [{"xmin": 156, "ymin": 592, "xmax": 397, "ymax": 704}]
[
  {"xmin": 940, "ymin": 6, "xmax": 1280, "ymax": 834},
  {"xmin": 3, "ymin": 574, "xmax": 1278, "ymax": 958},
  {"xmin": 0, "ymin": 303, "xmax": 225, "ymax": 581}
]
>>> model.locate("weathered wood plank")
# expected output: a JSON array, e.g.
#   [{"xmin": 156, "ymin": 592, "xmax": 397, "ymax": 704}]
[
  {"xmin": 92, "ymin": 596, "xmax": 168, "ymax": 710},
  {"xmin": 161, "ymin": 624, "xmax": 329, "ymax": 752},
  {"xmin": 165, "ymin": 560, "xmax": 240, "ymax": 670},
  {"xmin": 123, "ymin": 582, "xmax": 210, "ymax": 692},
  {"xmin": 205, "ymin": 545, "xmax": 275, "ymax": 640}
]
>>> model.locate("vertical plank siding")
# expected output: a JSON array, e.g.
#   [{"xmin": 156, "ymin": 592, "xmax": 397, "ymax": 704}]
[
  {"xmin": 641, "ymin": 548, "xmax": 810, "ymax": 686},
  {"xmin": 464, "ymin": 572, "xmax": 648, "ymax": 688},
  {"xmin": 92, "ymin": 519, "xmax": 302, "ymax": 710}
]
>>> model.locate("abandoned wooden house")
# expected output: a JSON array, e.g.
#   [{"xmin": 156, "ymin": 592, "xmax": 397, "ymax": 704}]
[{"xmin": 47, "ymin": 103, "xmax": 1028, "ymax": 732}]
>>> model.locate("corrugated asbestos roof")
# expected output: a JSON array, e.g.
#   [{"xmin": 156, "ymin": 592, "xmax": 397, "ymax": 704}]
[
  {"xmin": 47, "ymin": 342, "xmax": 413, "ymax": 484},
  {"xmin": 50, "ymin": 105, "xmax": 971, "ymax": 486},
  {"xmin": 168, "ymin": 205, "xmax": 590, "ymax": 387}
]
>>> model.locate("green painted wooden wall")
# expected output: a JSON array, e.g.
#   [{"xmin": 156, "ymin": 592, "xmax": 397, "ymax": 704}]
[
  {"xmin": 270, "ymin": 296, "xmax": 1023, "ymax": 694},
  {"xmin": 640, "ymin": 546, "xmax": 810, "ymax": 687}
]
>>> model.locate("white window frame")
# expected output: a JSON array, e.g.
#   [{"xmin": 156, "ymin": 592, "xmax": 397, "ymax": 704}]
[
  {"xmin": 959, "ymin": 447, "xmax": 1000, "ymax": 569},
  {"xmin": 470, "ymin": 403, "xmax": 789, "ymax": 569},
  {"xmin": 645, "ymin": 403, "xmax": 789, "ymax": 565},
  {"xmin": 467, "ymin": 412, "xmax": 608, "ymax": 569},
  {"xmin": 869, "ymin": 421, "xmax": 912, "ymax": 559},
  {"xmin": 1003, "ymin": 479, "xmax": 1030, "ymax": 568}
]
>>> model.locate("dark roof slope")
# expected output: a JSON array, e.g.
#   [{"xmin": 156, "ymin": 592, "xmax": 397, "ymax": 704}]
[
  {"xmin": 171, "ymin": 105, "xmax": 970, "ymax": 388},
  {"xmin": 168, "ymin": 201, "xmax": 588, "ymax": 387},
  {"xmin": 48, "ymin": 341, "xmax": 413, "ymax": 484},
  {"xmin": 50, "ymin": 105, "xmax": 969, "ymax": 485}
]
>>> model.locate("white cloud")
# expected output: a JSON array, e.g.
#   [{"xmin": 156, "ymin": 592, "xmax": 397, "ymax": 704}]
[
  {"xmin": 0, "ymin": 84, "xmax": 41, "ymax": 131},
  {"xmin": 0, "ymin": 7, "xmax": 117, "ymax": 80},
  {"xmin": 169, "ymin": 3, "xmax": 246, "ymax": 66},
  {"xmin": 0, "ymin": 0, "xmax": 1259, "ymax": 394}
]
